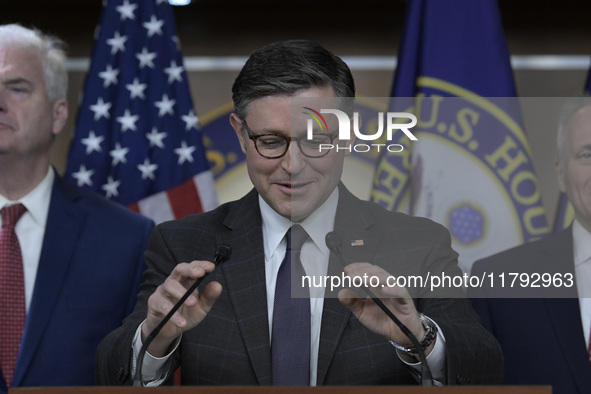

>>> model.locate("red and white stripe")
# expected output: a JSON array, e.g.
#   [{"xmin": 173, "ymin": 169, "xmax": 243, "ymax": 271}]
[{"xmin": 129, "ymin": 171, "xmax": 217, "ymax": 224}]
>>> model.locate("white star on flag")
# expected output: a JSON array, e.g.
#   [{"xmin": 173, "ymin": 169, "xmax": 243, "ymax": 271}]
[
  {"xmin": 146, "ymin": 127, "xmax": 167, "ymax": 149},
  {"xmin": 181, "ymin": 109, "xmax": 199, "ymax": 130},
  {"xmin": 171, "ymin": 35, "xmax": 180, "ymax": 50},
  {"xmin": 136, "ymin": 47, "xmax": 157, "ymax": 69},
  {"xmin": 110, "ymin": 143, "xmax": 129, "ymax": 166},
  {"xmin": 102, "ymin": 176, "xmax": 121, "ymax": 199},
  {"xmin": 116, "ymin": 0, "xmax": 137, "ymax": 21},
  {"xmin": 66, "ymin": 0, "xmax": 217, "ymax": 223},
  {"xmin": 116, "ymin": 109, "xmax": 139, "ymax": 132},
  {"xmin": 137, "ymin": 158, "xmax": 158, "ymax": 180},
  {"xmin": 106, "ymin": 31, "xmax": 128, "ymax": 54},
  {"xmin": 143, "ymin": 15, "xmax": 164, "ymax": 37},
  {"xmin": 175, "ymin": 140, "xmax": 196, "ymax": 164},
  {"xmin": 72, "ymin": 164, "xmax": 95, "ymax": 187},
  {"xmin": 90, "ymin": 97, "xmax": 111, "ymax": 120},
  {"xmin": 154, "ymin": 94, "xmax": 176, "ymax": 117},
  {"xmin": 164, "ymin": 60, "xmax": 184, "ymax": 84},
  {"xmin": 81, "ymin": 131, "xmax": 104, "ymax": 154},
  {"xmin": 98, "ymin": 64, "xmax": 119, "ymax": 87},
  {"xmin": 126, "ymin": 77, "xmax": 147, "ymax": 100}
]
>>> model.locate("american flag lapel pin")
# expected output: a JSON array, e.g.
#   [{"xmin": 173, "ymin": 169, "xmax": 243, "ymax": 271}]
[{"xmin": 350, "ymin": 239, "xmax": 364, "ymax": 246}]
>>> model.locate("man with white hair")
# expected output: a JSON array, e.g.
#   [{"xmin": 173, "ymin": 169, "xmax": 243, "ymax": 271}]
[
  {"xmin": 471, "ymin": 97, "xmax": 591, "ymax": 394},
  {"xmin": 0, "ymin": 24, "xmax": 153, "ymax": 392}
]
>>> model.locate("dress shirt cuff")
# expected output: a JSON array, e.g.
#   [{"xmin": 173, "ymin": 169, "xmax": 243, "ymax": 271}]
[
  {"xmin": 394, "ymin": 320, "xmax": 446, "ymax": 385},
  {"xmin": 131, "ymin": 320, "xmax": 182, "ymax": 386}
]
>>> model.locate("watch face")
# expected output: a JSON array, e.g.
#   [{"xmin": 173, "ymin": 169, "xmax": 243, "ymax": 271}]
[
  {"xmin": 389, "ymin": 314, "xmax": 438, "ymax": 355},
  {"xmin": 418, "ymin": 316, "xmax": 438, "ymax": 348}
]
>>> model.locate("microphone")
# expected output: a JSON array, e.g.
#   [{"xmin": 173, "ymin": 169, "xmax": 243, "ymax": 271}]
[
  {"xmin": 325, "ymin": 232, "xmax": 433, "ymax": 386},
  {"xmin": 133, "ymin": 245, "xmax": 232, "ymax": 386}
]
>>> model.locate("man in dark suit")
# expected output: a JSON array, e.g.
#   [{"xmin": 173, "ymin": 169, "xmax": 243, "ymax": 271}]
[
  {"xmin": 0, "ymin": 24, "xmax": 154, "ymax": 393},
  {"xmin": 470, "ymin": 97, "xmax": 591, "ymax": 394},
  {"xmin": 96, "ymin": 39, "xmax": 502, "ymax": 386}
]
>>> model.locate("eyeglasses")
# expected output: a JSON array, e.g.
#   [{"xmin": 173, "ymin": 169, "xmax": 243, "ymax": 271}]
[{"xmin": 242, "ymin": 120, "xmax": 337, "ymax": 159}]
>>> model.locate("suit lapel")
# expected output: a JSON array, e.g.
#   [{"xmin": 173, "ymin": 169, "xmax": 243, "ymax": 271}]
[
  {"xmin": 542, "ymin": 229, "xmax": 591, "ymax": 393},
  {"xmin": 316, "ymin": 184, "xmax": 378, "ymax": 385},
  {"xmin": 218, "ymin": 189, "xmax": 273, "ymax": 384},
  {"xmin": 544, "ymin": 298, "xmax": 591, "ymax": 393},
  {"xmin": 13, "ymin": 177, "xmax": 85, "ymax": 386},
  {"xmin": 218, "ymin": 185, "xmax": 385, "ymax": 385}
]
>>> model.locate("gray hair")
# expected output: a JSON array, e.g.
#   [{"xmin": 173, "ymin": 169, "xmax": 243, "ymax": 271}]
[
  {"xmin": 0, "ymin": 23, "xmax": 68, "ymax": 102},
  {"xmin": 231, "ymin": 39, "xmax": 355, "ymax": 120},
  {"xmin": 556, "ymin": 95, "xmax": 591, "ymax": 168}
]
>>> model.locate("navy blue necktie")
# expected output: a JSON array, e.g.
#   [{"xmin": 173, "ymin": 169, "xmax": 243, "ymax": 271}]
[{"xmin": 271, "ymin": 225, "xmax": 311, "ymax": 385}]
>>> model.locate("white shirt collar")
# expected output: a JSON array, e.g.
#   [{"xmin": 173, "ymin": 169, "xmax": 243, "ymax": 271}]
[
  {"xmin": 573, "ymin": 219, "xmax": 591, "ymax": 267},
  {"xmin": 0, "ymin": 167, "xmax": 54, "ymax": 228},
  {"xmin": 259, "ymin": 188, "xmax": 339, "ymax": 258}
]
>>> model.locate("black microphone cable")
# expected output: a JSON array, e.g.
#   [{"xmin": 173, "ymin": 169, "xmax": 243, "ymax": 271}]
[
  {"xmin": 133, "ymin": 245, "xmax": 232, "ymax": 386},
  {"xmin": 325, "ymin": 232, "xmax": 433, "ymax": 386}
]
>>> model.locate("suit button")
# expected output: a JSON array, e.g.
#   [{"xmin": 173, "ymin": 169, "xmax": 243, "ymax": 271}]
[{"xmin": 456, "ymin": 374, "xmax": 471, "ymax": 384}]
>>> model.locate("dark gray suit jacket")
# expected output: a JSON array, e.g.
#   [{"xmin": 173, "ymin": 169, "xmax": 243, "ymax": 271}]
[
  {"xmin": 96, "ymin": 184, "xmax": 503, "ymax": 386},
  {"xmin": 470, "ymin": 228, "xmax": 591, "ymax": 394}
]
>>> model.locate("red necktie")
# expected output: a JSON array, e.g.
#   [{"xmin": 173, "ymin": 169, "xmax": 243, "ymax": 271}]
[{"xmin": 0, "ymin": 204, "xmax": 27, "ymax": 387}]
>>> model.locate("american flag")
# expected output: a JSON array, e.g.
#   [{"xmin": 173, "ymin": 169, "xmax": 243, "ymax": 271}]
[{"xmin": 65, "ymin": 0, "xmax": 217, "ymax": 224}]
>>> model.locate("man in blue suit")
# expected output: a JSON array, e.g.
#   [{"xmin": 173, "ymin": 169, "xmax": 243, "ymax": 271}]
[
  {"xmin": 471, "ymin": 97, "xmax": 591, "ymax": 394},
  {"xmin": 0, "ymin": 24, "xmax": 154, "ymax": 392}
]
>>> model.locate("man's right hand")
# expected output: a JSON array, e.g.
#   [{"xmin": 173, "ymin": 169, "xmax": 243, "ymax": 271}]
[{"xmin": 141, "ymin": 260, "xmax": 222, "ymax": 357}]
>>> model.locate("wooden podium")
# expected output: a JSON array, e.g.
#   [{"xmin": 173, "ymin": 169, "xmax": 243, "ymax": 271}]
[{"xmin": 10, "ymin": 386, "xmax": 552, "ymax": 394}]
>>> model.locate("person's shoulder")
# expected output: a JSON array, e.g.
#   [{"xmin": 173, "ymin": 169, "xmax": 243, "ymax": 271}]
[
  {"xmin": 338, "ymin": 184, "xmax": 449, "ymax": 237},
  {"xmin": 158, "ymin": 199, "xmax": 233, "ymax": 227},
  {"xmin": 470, "ymin": 230, "xmax": 575, "ymax": 298},
  {"xmin": 360, "ymin": 197, "xmax": 449, "ymax": 232},
  {"xmin": 56, "ymin": 176, "xmax": 153, "ymax": 227},
  {"xmin": 473, "ymin": 230, "xmax": 567, "ymax": 273},
  {"xmin": 156, "ymin": 189, "xmax": 254, "ymax": 230}
]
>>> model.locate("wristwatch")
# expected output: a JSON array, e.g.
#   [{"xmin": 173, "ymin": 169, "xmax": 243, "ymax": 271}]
[{"xmin": 388, "ymin": 313, "xmax": 438, "ymax": 355}]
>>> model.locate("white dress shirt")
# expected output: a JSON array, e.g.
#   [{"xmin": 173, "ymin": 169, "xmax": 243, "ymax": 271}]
[
  {"xmin": 134, "ymin": 187, "xmax": 446, "ymax": 384},
  {"xmin": 573, "ymin": 220, "xmax": 591, "ymax": 348},
  {"xmin": 0, "ymin": 167, "xmax": 53, "ymax": 312},
  {"xmin": 259, "ymin": 188, "xmax": 337, "ymax": 386}
]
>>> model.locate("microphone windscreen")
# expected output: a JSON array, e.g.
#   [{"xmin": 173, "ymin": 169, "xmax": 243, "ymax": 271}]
[
  {"xmin": 214, "ymin": 245, "xmax": 232, "ymax": 263},
  {"xmin": 325, "ymin": 232, "xmax": 342, "ymax": 253}
]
